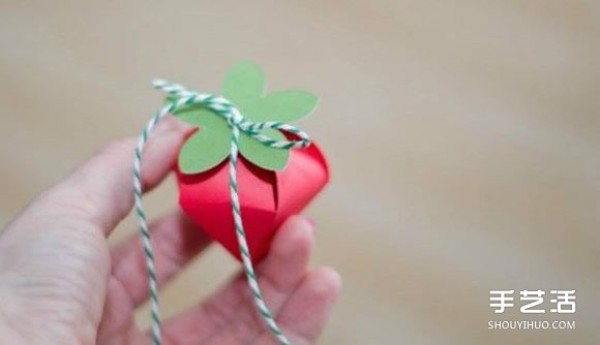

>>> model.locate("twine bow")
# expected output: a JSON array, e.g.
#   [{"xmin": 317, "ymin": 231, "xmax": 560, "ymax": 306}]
[
  {"xmin": 153, "ymin": 79, "xmax": 310, "ymax": 150},
  {"xmin": 133, "ymin": 80, "xmax": 312, "ymax": 345}
]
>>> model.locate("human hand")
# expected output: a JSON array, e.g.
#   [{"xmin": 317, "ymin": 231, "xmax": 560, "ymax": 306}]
[{"xmin": 0, "ymin": 119, "xmax": 341, "ymax": 344}]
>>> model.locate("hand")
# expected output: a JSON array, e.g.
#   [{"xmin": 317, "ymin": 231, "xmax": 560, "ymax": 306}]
[{"xmin": 0, "ymin": 119, "xmax": 341, "ymax": 345}]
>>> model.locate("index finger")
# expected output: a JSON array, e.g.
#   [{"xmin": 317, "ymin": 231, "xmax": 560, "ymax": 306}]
[{"xmin": 26, "ymin": 116, "xmax": 189, "ymax": 236}]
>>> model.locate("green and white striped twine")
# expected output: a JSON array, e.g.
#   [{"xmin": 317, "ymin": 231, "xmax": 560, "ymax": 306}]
[{"xmin": 133, "ymin": 79, "xmax": 311, "ymax": 345}]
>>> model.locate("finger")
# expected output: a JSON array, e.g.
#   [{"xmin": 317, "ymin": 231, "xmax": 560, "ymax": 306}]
[
  {"xmin": 39, "ymin": 117, "xmax": 190, "ymax": 234},
  {"xmin": 111, "ymin": 211, "xmax": 211, "ymax": 307},
  {"xmin": 157, "ymin": 216, "xmax": 315, "ymax": 344},
  {"xmin": 251, "ymin": 267, "xmax": 342, "ymax": 345},
  {"xmin": 255, "ymin": 216, "xmax": 316, "ymax": 295}
]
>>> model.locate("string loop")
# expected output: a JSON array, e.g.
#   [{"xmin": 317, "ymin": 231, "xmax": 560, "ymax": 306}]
[{"xmin": 152, "ymin": 78, "xmax": 311, "ymax": 150}]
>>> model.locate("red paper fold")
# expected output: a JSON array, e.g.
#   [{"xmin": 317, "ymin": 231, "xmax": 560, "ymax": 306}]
[{"xmin": 176, "ymin": 142, "xmax": 329, "ymax": 263}]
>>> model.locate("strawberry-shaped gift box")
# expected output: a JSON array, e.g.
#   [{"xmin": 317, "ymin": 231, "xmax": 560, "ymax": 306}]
[{"xmin": 164, "ymin": 61, "xmax": 329, "ymax": 263}]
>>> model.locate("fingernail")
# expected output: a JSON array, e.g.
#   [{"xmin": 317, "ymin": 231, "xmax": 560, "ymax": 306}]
[
  {"xmin": 155, "ymin": 117, "xmax": 190, "ymax": 135},
  {"xmin": 154, "ymin": 120, "xmax": 175, "ymax": 135}
]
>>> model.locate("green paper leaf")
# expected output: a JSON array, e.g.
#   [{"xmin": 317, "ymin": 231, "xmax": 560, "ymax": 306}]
[
  {"xmin": 245, "ymin": 90, "xmax": 318, "ymax": 122},
  {"xmin": 239, "ymin": 128, "xmax": 289, "ymax": 171},
  {"xmin": 179, "ymin": 129, "xmax": 230, "ymax": 173},
  {"xmin": 174, "ymin": 106, "xmax": 223, "ymax": 127},
  {"xmin": 169, "ymin": 60, "xmax": 319, "ymax": 174},
  {"xmin": 167, "ymin": 94, "xmax": 234, "ymax": 173},
  {"xmin": 222, "ymin": 61, "xmax": 265, "ymax": 110}
]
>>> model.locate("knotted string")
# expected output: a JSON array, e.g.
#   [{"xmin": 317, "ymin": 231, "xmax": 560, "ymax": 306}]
[{"xmin": 133, "ymin": 79, "xmax": 311, "ymax": 345}]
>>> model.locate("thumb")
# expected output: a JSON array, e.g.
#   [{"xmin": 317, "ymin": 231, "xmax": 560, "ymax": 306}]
[{"xmin": 6, "ymin": 116, "xmax": 190, "ymax": 238}]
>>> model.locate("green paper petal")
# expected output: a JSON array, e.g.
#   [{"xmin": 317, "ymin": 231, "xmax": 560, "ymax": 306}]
[
  {"xmin": 175, "ymin": 105, "xmax": 231, "ymax": 137},
  {"xmin": 239, "ymin": 128, "xmax": 289, "ymax": 171},
  {"xmin": 245, "ymin": 90, "xmax": 318, "ymax": 122},
  {"xmin": 167, "ymin": 61, "xmax": 319, "ymax": 173},
  {"xmin": 179, "ymin": 130, "xmax": 230, "ymax": 174},
  {"xmin": 164, "ymin": 96, "xmax": 199, "ymax": 123},
  {"xmin": 222, "ymin": 61, "xmax": 265, "ymax": 110}
]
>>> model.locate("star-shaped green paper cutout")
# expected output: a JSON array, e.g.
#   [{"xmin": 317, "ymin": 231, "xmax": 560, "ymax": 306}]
[{"xmin": 170, "ymin": 61, "xmax": 318, "ymax": 174}]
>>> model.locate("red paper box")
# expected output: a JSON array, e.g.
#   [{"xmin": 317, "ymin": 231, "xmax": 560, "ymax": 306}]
[{"xmin": 176, "ymin": 140, "xmax": 329, "ymax": 263}]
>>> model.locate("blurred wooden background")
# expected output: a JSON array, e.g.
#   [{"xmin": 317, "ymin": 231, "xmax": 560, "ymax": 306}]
[{"xmin": 1, "ymin": 1, "xmax": 599, "ymax": 344}]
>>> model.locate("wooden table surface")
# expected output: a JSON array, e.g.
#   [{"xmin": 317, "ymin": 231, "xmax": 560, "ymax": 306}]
[{"xmin": 1, "ymin": 1, "xmax": 599, "ymax": 344}]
